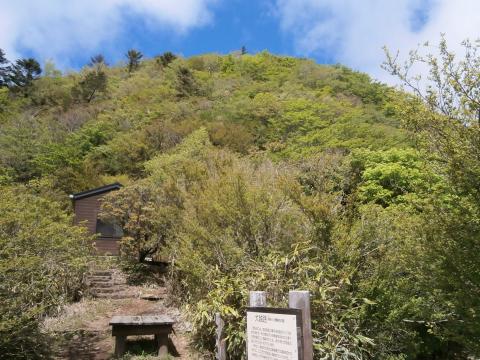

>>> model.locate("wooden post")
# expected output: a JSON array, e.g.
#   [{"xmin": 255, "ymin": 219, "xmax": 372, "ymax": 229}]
[
  {"xmin": 114, "ymin": 335, "xmax": 126, "ymax": 358},
  {"xmin": 289, "ymin": 291, "xmax": 313, "ymax": 360},
  {"xmin": 155, "ymin": 334, "xmax": 169, "ymax": 357},
  {"xmin": 249, "ymin": 291, "xmax": 267, "ymax": 307},
  {"xmin": 215, "ymin": 312, "xmax": 227, "ymax": 360},
  {"xmin": 247, "ymin": 291, "xmax": 267, "ymax": 360}
]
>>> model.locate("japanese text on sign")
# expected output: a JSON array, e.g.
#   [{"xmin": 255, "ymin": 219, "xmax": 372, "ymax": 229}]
[{"xmin": 247, "ymin": 310, "xmax": 299, "ymax": 360}]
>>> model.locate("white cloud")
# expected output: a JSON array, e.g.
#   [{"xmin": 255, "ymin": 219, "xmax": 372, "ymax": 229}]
[
  {"xmin": 0, "ymin": 0, "xmax": 218, "ymax": 67},
  {"xmin": 275, "ymin": 0, "xmax": 480, "ymax": 83}
]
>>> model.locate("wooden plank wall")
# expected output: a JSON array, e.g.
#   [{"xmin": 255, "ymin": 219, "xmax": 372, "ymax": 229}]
[
  {"xmin": 74, "ymin": 194, "xmax": 120, "ymax": 255},
  {"xmin": 74, "ymin": 194, "xmax": 103, "ymax": 232}
]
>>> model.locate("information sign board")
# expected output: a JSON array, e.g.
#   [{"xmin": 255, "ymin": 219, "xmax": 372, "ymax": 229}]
[{"xmin": 246, "ymin": 307, "xmax": 302, "ymax": 360}]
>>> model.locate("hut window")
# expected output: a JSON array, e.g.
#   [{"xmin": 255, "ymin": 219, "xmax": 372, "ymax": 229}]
[{"xmin": 96, "ymin": 219, "xmax": 123, "ymax": 238}]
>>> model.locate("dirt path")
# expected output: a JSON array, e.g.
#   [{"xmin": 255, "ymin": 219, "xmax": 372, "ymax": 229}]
[{"xmin": 43, "ymin": 295, "xmax": 202, "ymax": 359}]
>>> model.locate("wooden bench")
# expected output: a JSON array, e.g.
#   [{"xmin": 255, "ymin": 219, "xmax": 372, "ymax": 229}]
[{"xmin": 109, "ymin": 315, "xmax": 175, "ymax": 357}]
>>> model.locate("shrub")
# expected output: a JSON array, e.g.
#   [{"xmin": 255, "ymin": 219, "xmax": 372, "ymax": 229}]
[
  {"xmin": 0, "ymin": 185, "xmax": 93, "ymax": 358},
  {"xmin": 183, "ymin": 242, "xmax": 374, "ymax": 359}
]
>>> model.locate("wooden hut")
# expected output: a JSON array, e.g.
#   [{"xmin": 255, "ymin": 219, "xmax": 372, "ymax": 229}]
[{"xmin": 70, "ymin": 183, "xmax": 123, "ymax": 255}]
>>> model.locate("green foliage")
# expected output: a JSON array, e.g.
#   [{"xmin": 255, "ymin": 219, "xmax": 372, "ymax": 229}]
[
  {"xmin": 384, "ymin": 35, "xmax": 480, "ymax": 125},
  {"xmin": 155, "ymin": 51, "xmax": 177, "ymax": 67},
  {"xmin": 89, "ymin": 54, "xmax": 106, "ymax": 67},
  {"xmin": 175, "ymin": 66, "xmax": 198, "ymax": 97},
  {"xmin": 126, "ymin": 49, "xmax": 143, "ymax": 73},
  {"xmin": 340, "ymin": 198, "xmax": 480, "ymax": 358},
  {"xmin": 0, "ymin": 184, "xmax": 92, "ymax": 359},
  {"xmin": 100, "ymin": 133, "xmax": 372, "ymax": 357},
  {"xmin": 32, "ymin": 121, "xmax": 116, "ymax": 191},
  {"xmin": 188, "ymin": 243, "xmax": 374, "ymax": 359},
  {"xmin": 100, "ymin": 181, "xmax": 181, "ymax": 263},
  {"xmin": 0, "ymin": 113, "xmax": 48, "ymax": 181},
  {"xmin": 330, "ymin": 65, "xmax": 389, "ymax": 105},
  {"xmin": 145, "ymin": 127, "xmax": 212, "ymax": 184},
  {"xmin": 0, "ymin": 87, "xmax": 27, "ymax": 123},
  {"xmin": 381, "ymin": 37, "xmax": 480, "ymax": 357},
  {"xmin": 0, "ymin": 52, "xmax": 408, "ymax": 187},
  {"xmin": 2, "ymin": 47, "xmax": 479, "ymax": 359},
  {"xmin": 30, "ymin": 73, "xmax": 73, "ymax": 107},
  {"xmin": 7, "ymin": 58, "xmax": 42, "ymax": 92},
  {"xmin": 43, "ymin": 59, "xmax": 62, "ymax": 77},
  {"xmin": 0, "ymin": 49, "xmax": 8, "ymax": 87},
  {"xmin": 349, "ymin": 148, "xmax": 439, "ymax": 206},
  {"xmin": 71, "ymin": 67, "xmax": 107, "ymax": 103}
]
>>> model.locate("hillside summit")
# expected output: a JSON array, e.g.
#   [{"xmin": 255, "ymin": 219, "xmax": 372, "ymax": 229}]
[{"xmin": 0, "ymin": 51, "xmax": 407, "ymax": 190}]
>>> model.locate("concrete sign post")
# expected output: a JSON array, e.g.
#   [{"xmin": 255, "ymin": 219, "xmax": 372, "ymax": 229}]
[
  {"xmin": 289, "ymin": 291, "xmax": 313, "ymax": 360},
  {"xmin": 215, "ymin": 312, "xmax": 226, "ymax": 360},
  {"xmin": 249, "ymin": 291, "xmax": 267, "ymax": 307}
]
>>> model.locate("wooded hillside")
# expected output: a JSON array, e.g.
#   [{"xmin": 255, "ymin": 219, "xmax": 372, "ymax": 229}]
[{"xmin": 1, "ymin": 46, "xmax": 479, "ymax": 359}]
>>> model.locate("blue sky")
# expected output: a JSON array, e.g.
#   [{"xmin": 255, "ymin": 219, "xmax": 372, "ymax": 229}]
[
  {"xmin": 1, "ymin": 0, "xmax": 479, "ymax": 83},
  {"xmin": 117, "ymin": 1, "xmax": 291, "ymax": 63}
]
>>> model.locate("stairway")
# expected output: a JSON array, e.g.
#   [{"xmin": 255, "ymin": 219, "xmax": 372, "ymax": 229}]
[{"xmin": 84, "ymin": 269, "xmax": 135, "ymax": 299}]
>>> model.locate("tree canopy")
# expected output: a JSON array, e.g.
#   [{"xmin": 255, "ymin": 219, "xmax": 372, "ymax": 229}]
[{"xmin": 126, "ymin": 49, "xmax": 143, "ymax": 73}]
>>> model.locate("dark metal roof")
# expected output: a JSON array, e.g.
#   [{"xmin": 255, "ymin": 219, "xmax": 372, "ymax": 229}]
[{"xmin": 69, "ymin": 183, "xmax": 122, "ymax": 200}]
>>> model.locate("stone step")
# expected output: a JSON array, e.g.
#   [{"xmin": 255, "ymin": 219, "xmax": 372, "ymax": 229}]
[
  {"xmin": 91, "ymin": 282, "xmax": 113, "ymax": 288},
  {"xmin": 94, "ymin": 292, "xmax": 136, "ymax": 299},
  {"xmin": 85, "ymin": 267, "xmax": 136, "ymax": 299},
  {"xmin": 140, "ymin": 288, "xmax": 167, "ymax": 296},
  {"xmin": 88, "ymin": 276, "xmax": 113, "ymax": 281},
  {"xmin": 87, "ymin": 280, "xmax": 113, "ymax": 285},
  {"xmin": 140, "ymin": 293, "xmax": 165, "ymax": 301},
  {"xmin": 91, "ymin": 286, "xmax": 126, "ymax": 294},
  {"xmin": 86, "ymin": 275, "xmax": 112, "ymax": 281},
  {"xmin": 90, "ymin": 270, "xmax": 113, "ymax": 276},
  {"xmin": 87, "ymin": 282, "xmax": 111, "ymax": 288}
]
